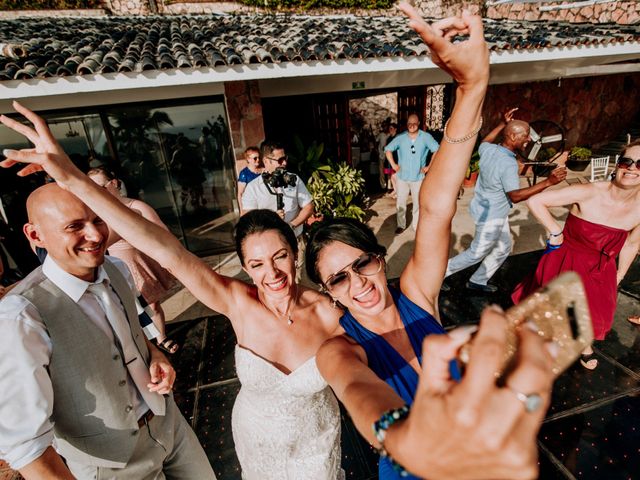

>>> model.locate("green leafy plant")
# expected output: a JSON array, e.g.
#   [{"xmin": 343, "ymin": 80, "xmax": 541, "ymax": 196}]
[
  {"xmin": 239, "ymin": 0, "xmax": 393, "ymax": 10},
  {"xmin": 465, "ymin": 149, "xmax": 480, "ymax": 179},
  {"xmin": 289, "ymin": 135, "xmax": 325, "ymax": 182},
  {"xmin": 308, "ymin": 161, "xmax": 368, "ymax": 221},
  {"xmin": 0, "ymin": 0, "xmax": 100, "ymax": 8},
  {"xmin": 569, "ymin": 146, "xmax": 592, "ymax": 161},
  {"xmin": 537, "ymin": 146, "xmax": 558, "ymax": 163}
]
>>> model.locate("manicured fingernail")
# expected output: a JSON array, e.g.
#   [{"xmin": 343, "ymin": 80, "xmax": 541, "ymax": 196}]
[
  {"xmin": 3, "ymin": 149, "xmax": 16, "ymax": 156},
  {"xmin": 448, "ymin": 325, "xmax": 479, "ymax": 343},
  {"xmin": 545, "ymin": 341, "xmax": 560, "ymax": 358}
]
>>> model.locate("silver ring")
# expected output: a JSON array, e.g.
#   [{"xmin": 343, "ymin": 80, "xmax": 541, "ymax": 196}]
[{"xmin": 506, "ymin": 385, "xmax": 543, "ymax": 413}]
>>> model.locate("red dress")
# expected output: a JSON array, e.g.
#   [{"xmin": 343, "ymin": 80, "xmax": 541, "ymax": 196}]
[{"xmin": 512, "ymin": 213, "xmax": 628, "ymax": 340}]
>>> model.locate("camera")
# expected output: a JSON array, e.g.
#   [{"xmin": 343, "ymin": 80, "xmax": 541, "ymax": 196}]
[{"xmin": 263, "ymin": 167, "xmax": 297, "ymax": 189}]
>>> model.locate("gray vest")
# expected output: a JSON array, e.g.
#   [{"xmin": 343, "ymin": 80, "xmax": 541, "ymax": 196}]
[{"xmin": 11, "ymin": 260, "xmax": 153, "ymax": 468}]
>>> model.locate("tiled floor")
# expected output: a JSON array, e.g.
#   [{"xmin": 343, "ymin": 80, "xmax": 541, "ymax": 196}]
[{"xmin": 168, "ymin": 250, "xmax": 640, "ymax": 480}]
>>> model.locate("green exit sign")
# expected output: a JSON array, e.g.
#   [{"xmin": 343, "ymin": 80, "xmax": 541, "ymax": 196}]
[{"xmin": 352, "ymin": 81, "xmax": 365, "ymax": 90}]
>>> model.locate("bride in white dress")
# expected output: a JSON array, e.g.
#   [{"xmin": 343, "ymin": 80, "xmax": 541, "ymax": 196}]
[{"xmin": 0, "ymin": 101, "xmax": 345, "ymax": 479}]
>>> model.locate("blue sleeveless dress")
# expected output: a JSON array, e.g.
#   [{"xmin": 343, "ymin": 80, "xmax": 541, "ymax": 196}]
[{"xmin": 339, "ymin": 285, "xmax": 459, "ymax": 480}]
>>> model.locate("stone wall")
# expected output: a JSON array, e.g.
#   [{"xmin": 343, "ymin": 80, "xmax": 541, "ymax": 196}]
[
  {"xmin": 224, "ymin": 80, "xmax": 265, "ymax": 172},
  {"xmin": 96, "ymin": 0, "xmax": 638, "ymax": 23},
  {"xmin": 480, "ymin": 72, "xmax": 640, "ymax": 149},
  {"xmin": 349, "ymin": 92, "xmax": 397, "ymax": 137},
  {"xmin": 486, "ymin": 1, "xmax": 640, "ymax": 24}
]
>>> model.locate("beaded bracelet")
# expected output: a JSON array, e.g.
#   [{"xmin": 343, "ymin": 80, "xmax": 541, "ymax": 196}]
[
  {"xmin": 443, "ymin": 116, "xmax": 484, "ymax": 144},
  {"xmin": 373, "ymin": 405, "xmax": 411, "ymax": 477},
  {"xmin": 549, "ymin": 231, "xmax": 563, "ymax": 237}
]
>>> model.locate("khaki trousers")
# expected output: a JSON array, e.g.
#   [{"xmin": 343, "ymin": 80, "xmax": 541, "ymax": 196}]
[{"xmin": 66, "ymin": 397, "xmax": 215, "ymax": 480}]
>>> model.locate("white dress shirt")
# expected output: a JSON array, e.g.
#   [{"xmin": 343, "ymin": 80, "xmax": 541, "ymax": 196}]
[
  {"xmin": 241, "ymin": 174, "xmax": 312, "ymax": 237},
  {"xmin": 0, "ymin": 256, "xmax": 149, "ymax": 470}
]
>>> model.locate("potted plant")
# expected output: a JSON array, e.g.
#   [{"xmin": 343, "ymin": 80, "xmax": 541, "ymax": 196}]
[
  {"xmin": 308, "ymin": 161, "xmax": 369, "ymax": 222},
  {"xmin": 463, "ymin": 150, "xmax": 480, "ymax": 187},
  {"xmin": 566, "ymin": 146, "xmax": 592, "ymax": 172}
]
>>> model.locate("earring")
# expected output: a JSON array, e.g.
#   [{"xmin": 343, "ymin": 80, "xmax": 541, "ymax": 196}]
[
  {"xmin": 331, "ymin": 298, "xmax": 338, "ymax": 309},
  {"xmin": 610, "ymin": 171, "xmax": 616, "ymax": 180}
]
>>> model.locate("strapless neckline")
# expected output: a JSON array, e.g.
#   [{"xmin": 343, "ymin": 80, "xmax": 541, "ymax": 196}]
[{"xmin": 235, "ymin": 344, "xmax": 316, "ymax": 377}]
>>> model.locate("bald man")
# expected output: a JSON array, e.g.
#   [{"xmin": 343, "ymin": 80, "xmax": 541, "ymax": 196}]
[
  {"xmin": 385, "ymin": 113, "xmax": 440, "ymax": 233},
  {"xmin": 0, "ymin": 184, "xmax": 215, "ymax": 479},
  {"xmin": 443, "ymin": 110, "xmax": 567, "ymax": 293}
]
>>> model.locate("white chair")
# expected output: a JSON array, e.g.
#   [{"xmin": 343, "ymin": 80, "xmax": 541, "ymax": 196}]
[{"xmin": 590, "ymin": 156, "xmax": 611, "ymax": 182}]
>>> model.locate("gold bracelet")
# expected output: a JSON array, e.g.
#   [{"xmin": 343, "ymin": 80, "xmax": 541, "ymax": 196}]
[{"xmin": 443, "ymin": 116, "xmax": 483, "ymax": 144}]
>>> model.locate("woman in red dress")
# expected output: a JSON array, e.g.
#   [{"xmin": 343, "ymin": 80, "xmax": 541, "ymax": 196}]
[{"xmin": 513, "ymin": 141, "xmax": 640, "ymax": 369}]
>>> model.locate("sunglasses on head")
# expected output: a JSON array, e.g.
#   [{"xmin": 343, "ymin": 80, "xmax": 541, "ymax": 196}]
[
  {"xmin": 322, "ymin": 252, "xmax": 383, "ymax": 295},
  {"xmin": 617, "ymin": 157, "xmax": 640, "ymax": 170}
]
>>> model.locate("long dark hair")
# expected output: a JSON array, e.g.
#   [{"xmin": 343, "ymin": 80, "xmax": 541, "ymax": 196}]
[
  {"xmin": 234, "ymin": 209, "xmax": 298, "ymax": 265},
  {"xmin": 305, "ymin": 217, "xmax": 386, "ymax": 285}
]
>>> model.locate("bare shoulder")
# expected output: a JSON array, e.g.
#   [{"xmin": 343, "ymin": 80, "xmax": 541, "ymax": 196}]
[
  {"xmin": 300, "ymin": 286, "xmax": 342, "ymax": 332},
  {"xmin": 317, "ymin": 333, "xmax": 365, "ymax": 364}
]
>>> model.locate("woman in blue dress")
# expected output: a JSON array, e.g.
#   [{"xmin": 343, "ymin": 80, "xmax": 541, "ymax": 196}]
[{"xmin": 307, "ymin": 3, "xmax": 555, "ymax": 480}]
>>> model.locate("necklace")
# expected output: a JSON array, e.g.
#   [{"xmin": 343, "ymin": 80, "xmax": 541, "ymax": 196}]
[{"xmin": 261, "ymin": 285, "xmax": 298, "ymax": 326}]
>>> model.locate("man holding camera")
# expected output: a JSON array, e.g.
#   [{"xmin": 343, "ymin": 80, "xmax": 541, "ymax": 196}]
[{"xmin": 241, "ymin": 141, "xmax": 314, "ymax": 238}]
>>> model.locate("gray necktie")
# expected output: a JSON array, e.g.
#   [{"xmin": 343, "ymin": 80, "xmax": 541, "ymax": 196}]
[{"xmin": 87, "ymin": 281, "xmax": 165, "ymax": 415}]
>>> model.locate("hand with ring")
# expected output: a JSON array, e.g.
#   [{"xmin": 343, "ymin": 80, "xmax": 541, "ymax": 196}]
[{"xmin": 384, "ymin": 306, "xmax": 555, "ymax": 480}]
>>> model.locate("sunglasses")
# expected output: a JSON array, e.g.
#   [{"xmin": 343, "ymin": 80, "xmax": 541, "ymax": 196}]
[
  {"xmin": 617, "ymin": 157, "xmax": 640, "ymax": 170},
  {"xmin": 411, "ymin": 145, "xmax": 416, "ymax": 154},
  {"xmin": 268, "ymin": 155, "xmax": 287, "ymax": 164},
  {"xmin": 247, "ymin": 155, "xmax": 260, "ymax": 161},
  {"xmin": 322, "ymin": 252, "xmax": 383, "ymax": 295}
]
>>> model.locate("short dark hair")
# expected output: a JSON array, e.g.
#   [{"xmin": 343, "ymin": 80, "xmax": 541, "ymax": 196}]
[
  {"xmin": 261, "ymin": 140, "xmax": 285, "ymax": 159},
  {"xmin": 235, "ymin": 209, "xmax": 298, "ymax": 265},
  {"xmin": 245, "ymin": 146, "xmax": 260, "ymax": 156},
  {"xmin": 305, "ymin": 217, "xmax": 386, "ymax": 285}
]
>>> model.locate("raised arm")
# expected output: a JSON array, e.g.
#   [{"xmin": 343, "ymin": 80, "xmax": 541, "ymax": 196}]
[
  {"xmin": 400, "ymin": 3, "xmax": 489, "ymax": 309},
  {"xmin": 617, "ymin": 224, "xmax": 640, "ymax": 284},
  {"xmin": 481, "ymin": 107, "xmax": 518, "ymax": 144},
  {"xmin": 0, "ymin": 103, "xmax": 245, "ymax": 318},
  {"xmin": 526, "ymin": 183, "xmax": 593, "ymax": 246}
]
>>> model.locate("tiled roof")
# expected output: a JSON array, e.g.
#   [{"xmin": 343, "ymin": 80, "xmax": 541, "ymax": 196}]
[{"xmin": 0, "ymin": 14, "xmax": 639, "ymax": 80}]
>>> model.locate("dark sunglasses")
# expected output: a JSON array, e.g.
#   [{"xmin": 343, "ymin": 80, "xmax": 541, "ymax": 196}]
[
  {"xmin": 247, "ymin": 155, "xmax": 260, "ymax": 161},
  {"xmin": 323, "ymin": 252, "xmax": 383, "ymax": 294},
  {"xmin": 268, "ymin": 155, "xmax": 287, "ymax": 164},
  {"xmin": 410, "ymin": 144, "xmax": 416, "ymax": 154},
  {"xmin": 617, "ymin": 157, "xmax": 640, "ymax": 170}
]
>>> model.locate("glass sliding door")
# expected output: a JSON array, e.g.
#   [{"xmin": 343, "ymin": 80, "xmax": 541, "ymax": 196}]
[{"xmin": 106, "ymin": 98, "xmax": 237, "ymax": 254}]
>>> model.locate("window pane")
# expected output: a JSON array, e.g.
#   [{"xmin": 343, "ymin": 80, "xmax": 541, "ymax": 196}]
[{"xmin": 107, "ymin": 100, "xmax": 237, "ymax": 254}]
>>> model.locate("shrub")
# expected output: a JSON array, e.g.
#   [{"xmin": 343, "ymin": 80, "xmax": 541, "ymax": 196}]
[
  {"xmin": 239, "ymin": 0, "xmax": 394, "ymax": 10},
  {"xmin": 0, "ymin": 0, "xmax": 100, "ymax": 9},
  {"xmin": 569, "ymin": 146, "xmax": 592, "ymax": 161}
]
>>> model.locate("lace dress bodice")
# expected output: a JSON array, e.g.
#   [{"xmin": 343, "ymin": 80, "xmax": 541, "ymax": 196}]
[{"xmin": 231, "ymin": 346, "xmax": 344, "ymax": 480}]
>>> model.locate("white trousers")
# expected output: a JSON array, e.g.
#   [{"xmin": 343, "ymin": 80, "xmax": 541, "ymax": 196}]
[
  {"xmin": 396, "ymin": 178, "xmax": 422, "ymax": 230},
  {"xmin": 445, "ymin": 215, "xmax": 512, "ymax": 285}
]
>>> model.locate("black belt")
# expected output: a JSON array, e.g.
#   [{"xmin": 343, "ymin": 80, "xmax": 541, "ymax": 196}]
[{"xmin": 137, "ymin": 410, "xmax": 154, "ymax": 427}]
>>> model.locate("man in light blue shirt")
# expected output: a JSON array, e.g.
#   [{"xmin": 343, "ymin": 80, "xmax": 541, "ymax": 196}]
[
  {"xmin": 385, "ymin": 114, "xmax": 440, "ymax": 233},
  {"xmin": 444, "ymin": 113, "xmax": 567, "ymax": 293}
]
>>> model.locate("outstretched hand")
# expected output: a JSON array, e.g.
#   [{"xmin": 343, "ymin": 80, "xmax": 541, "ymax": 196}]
[
  {"xmin": 503, "ymin": 107, "xmax": 519, "ymax": 124},
  {"xmin": 0, "ymin": 101, "xmax": 81, "ymax": 188},
  {"xmin": 398, "ymin": 1, "xmax": 489, "ymax": 91},
  {"xmin": 388, "ymin": 306, "xmax": 555, "ymax": 479}
]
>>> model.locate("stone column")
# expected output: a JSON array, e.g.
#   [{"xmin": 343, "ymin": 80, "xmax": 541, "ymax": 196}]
[
  {"xmin": 100, "ymin": 0, "xmax": 154, "ymax": 15},
  {"xmin": 224, "ymin": 80, "xmax": 266, "ymax": 173}
]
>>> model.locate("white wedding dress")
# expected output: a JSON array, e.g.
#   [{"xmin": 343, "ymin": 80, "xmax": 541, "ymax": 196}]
[{"xmin": 232, "ymin": 345, "xmax": 345, "ymax": 480}]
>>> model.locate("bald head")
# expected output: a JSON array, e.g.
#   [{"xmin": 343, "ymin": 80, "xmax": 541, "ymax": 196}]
[
  {"xmin": 27, "ymin": 183, "xmax": 79, "ymax": 225},
  {"xmin": 503, "ymin": 120, "xmax": 531, "ymax": 151},
  {"xmin": 504, "ymin": 120, "xmax": 530, "ymax": 137},
  {"xmin": 24, "ymin": 183, "xmax": 109, "ymax": 281}
]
